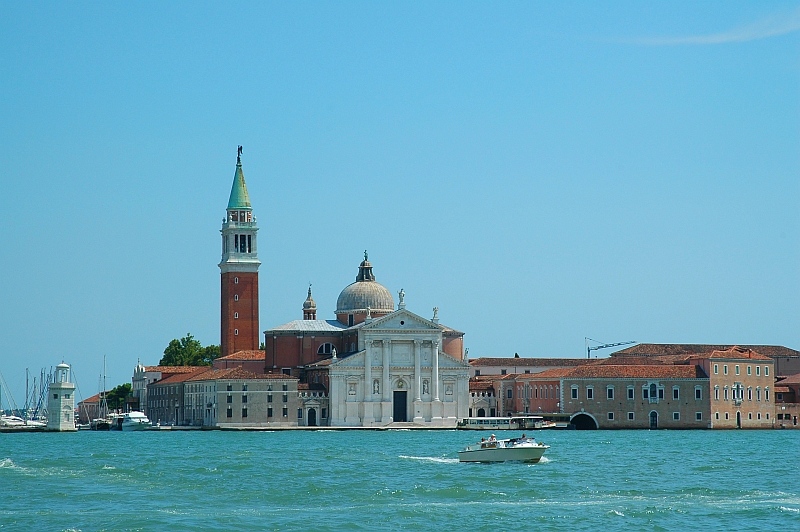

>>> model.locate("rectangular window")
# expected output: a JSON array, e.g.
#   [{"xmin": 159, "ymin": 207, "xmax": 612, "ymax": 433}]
[
  {"xmin": 282, "ymin": 384, "xmax": 288, "ymax": 391},
  {"xmin": 695, "ymin": 412, "xmax": 702, "ymax": 421},
  {"xmin": 627, "ymin": 412, "xmax": 634, "ymax": 421},
  {"xmin": 748, "ymin": 388, "xmax": 752, "ymax": 401},
  {"xmin": 735, "ymin": 365, "xmax": 740, "ymax": 375},
  {"xmin": 474, "ymin": 370, "xmax": 481, "ymax": 377},
  {"xmin": 673, "ymin": 412, "xmax": 680, "ymax": 420},
  {"xmin": 607, "ymin": 412, "xmax": 614, "ymax": 420},
  {"xmin": 571, "ymin": 387, "xmax": 578, "ymax": 399},
  {"xmin": 627, "ymin": 387, "xmax": 634, "ymax": 400},
  {"xmin": 298, "ymin": 408, "xmax": 303, "ymax": 419},
  {"xmin": 714, "ymin": 387, "xmax": 719, "ymax": 400},
  {"xmin": 283, "ymin": 394, "xmax": 288, "ymax": 403},
  {"xmin": 226, "ymin": 407, "xmax": 232, "ymax": 418},
  {"xmin": 724, "ymin": 388, "xmax": 728, "ymax": 400},
  {"xmin": 747, "ymin": 366, "xmax": 751, "ymax": 375},
  {"xmin": 714, "ymin": 364, "xmax": 718, "ymax": 374},
  {"xmin": 242, "ymin": 384, "xmax": 248, "ymax": 391},
  {"xmin": 242, "ymin": 395, "xmax": 247, "ymax": 404},
  {"xmin": 607, "ymin": 387, "xmax": 614, "ymax": 400},
  {"xmin": 507, "ymin": 389, "xmax": 513, "ymax": 399},
  {"xmin": 695, "ymin": 387, "xmax": 702, "ymax": 400},
  {"xmin": 765, "ymin": 366, "xmax": 769, "ymax": 376},
  {"xmin": 643, "ymin": 388, "xmax": 649, "ymax": 399},
  {"xmin": 267, "ymin": 394, "xmax": 273, "ymax": 403},
  {"xmin": 227, "ymin": 384, "xmax": 232, "ymax": 392},
  {"xmin": 658, "ymin": 388, "xmax": 664, "ymax": 400},
  {"xmin": 500, "ymin": 369, "xmax": 507, "ymax": 375},
  {"xmin": 756, "ymin": 388, "xmax": 761, "ymax": 401},
  {"xmin": 53, "ymin": 393, "xmax": 58, "ymax": 399},
  {"xmin": 282, "ymin": 407, "xmax": 288, "ymax": 417},
  {"xmin": 765, "ymin": 389, "xmax": 770, "ymax": 402},
  {"xmin": 227, "ymin": 394, "xmax": 232, "ymax": 403},
  {"xmin": 242, "ymin": 408, "xmax": 248, "ymax": 418},
  {"xmin": 586, "ymin": 387, "xmax": 594, "ymax": 400},
  {"xmin": 756, "ymin": 366, "xmax": 760, "ymax": 376},
  {"xmin": 673, "ymin": 387, "xmax": 679, "ymax": 400},
  {"xmin": 715, "ymin": 412, "xmax": 719, "ymax": 420},
  {"xmin": 723, "ymin": 365, "xmax": 728, "ymax": 375},
  {"xmin": 267, "ymin": 407, "xmax": 273, "ymax": 417}
]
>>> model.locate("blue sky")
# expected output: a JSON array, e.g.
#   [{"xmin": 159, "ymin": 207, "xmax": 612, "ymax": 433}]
[{"xmin": 1, "ymin": 2, "xmax": 798, "ymax": 406}]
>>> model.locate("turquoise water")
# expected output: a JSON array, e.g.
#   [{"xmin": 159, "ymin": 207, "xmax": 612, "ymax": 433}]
[{"xmin": 1, "ymin": 429, "xmax": 798, "ymax": 531}]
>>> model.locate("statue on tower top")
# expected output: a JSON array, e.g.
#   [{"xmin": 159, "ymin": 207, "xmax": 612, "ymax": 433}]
[{"xmin": 237, "ymin": 145, "xmax": 243, "ymax": 163}]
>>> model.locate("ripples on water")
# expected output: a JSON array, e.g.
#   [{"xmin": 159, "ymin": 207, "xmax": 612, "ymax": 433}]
[{"xmin": 0, "ymin": 430, "xmax": 797, "ymax": 530}]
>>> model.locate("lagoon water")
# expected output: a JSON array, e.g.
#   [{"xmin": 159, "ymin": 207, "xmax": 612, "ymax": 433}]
[{"xmin": 1, "ymin": 429, "xmax": 798, "ymax": 531}]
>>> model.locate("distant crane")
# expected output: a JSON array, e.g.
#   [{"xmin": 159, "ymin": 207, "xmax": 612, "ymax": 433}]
[{"xmin": 585, "ymin": 337, "xmax": 636, "ymax": 359}]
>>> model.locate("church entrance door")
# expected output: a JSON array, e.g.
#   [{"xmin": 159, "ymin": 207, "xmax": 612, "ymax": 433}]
[
  {"xmin": 308, "ymin": 408, "xmax": 317, "ymax": 427},
  {"xmin": 393, "ymin": 391, "xmax": 408, "ymax": 422}
]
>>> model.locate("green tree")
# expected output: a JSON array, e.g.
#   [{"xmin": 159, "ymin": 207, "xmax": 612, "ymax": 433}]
[
  {"xmin": 106, "ymin": 383, "xmax": 132, "ymax": 410},
  {"xmin": 159, "ymin": 333, "xmax": 220, "ymax": 366}
]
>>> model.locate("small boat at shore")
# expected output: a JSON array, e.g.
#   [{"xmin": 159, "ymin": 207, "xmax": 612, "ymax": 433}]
[
  {"xmin": 111, "ymin": 411, "xmax": 152, "ymax": 431},
  {"xmin": 458, "ymin": 435, "xmax": 549, "ymax": 463}
]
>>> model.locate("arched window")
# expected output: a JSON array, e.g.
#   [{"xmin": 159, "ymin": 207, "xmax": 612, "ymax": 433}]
[{"xmin": 317, "ymin": 343, "xmax": 335, "ymax": 356}]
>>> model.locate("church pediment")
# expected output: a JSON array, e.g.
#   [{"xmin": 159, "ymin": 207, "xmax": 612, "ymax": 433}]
[
  {"xmin": 438, "ymin": 351, "xmax": 471, "ymax": 369},
  {"xmin": 362, "ymin": 309, "xmax": 443, "ymax": 332},
  {"xmin": 329, "ymin": 351, "xmax": 366, "ymax": 368}
]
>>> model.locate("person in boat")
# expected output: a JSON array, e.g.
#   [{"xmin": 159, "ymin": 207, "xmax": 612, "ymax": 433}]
[{"xmin": 489, "ymin": 434, "xmax": 496, "ymax": 442}]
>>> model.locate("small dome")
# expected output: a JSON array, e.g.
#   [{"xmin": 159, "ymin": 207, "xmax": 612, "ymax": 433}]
[{"xmin": 336, "ymin": 252, "xmax": 394, "ymax": 315}]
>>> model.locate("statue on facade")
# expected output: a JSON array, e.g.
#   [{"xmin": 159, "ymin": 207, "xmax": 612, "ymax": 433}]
[
  {"xmin": 432, "ymin": 307, "xmax": 439, "ymax": 320},
  {"xmin": 398, "ymin": 288, "xmax": 405, "ymax": 306},
  {"xmin": 373, "ymin": 380, "xmax": 380, "ymax": 394}
]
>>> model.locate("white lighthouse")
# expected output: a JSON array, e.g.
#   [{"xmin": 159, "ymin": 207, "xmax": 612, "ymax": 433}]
[{"xmin": 47, "ymin": 363, "xmax": 77, "ymax": 432}]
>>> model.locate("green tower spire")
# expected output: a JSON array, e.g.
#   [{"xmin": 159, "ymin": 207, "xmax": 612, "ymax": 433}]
[{"xmin": 227, "ymin": 145, "xmax": 252, "ymax": 210}]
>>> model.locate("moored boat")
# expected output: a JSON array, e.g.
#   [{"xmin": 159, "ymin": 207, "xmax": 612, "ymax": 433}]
[
  {"xmin": 458, "ymin": 435, "xmax": 549, "ymax": 463},
  {"xmin": 117, "ymin": 411, "xmax": 152, "ymax": 431}
]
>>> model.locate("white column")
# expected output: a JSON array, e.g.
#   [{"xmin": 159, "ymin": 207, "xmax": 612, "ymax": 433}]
[
  {"xmin": 414, "ymin": 340, "xmax": 422, "ymax": 401},
  {"xmin": 382, "ymin": 339, "xmax": 391, "ymax": 402},
  {"xmin": 433, "ymin": 340, "xmax": 440, "ymax": 401},
  {"xmin": 364, "ymin": 341, "xmax": 372, "ymax": 402}
]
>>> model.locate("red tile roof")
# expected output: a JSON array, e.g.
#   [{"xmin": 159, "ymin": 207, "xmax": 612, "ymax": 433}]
[
  {"xmin": 469, "ymin": 380, "xmax": 494, "ymax": 391},
  {"xmin": 144, "ymin": 365, "xmax": 207, "ymax": 374},
  {"xmin": 774, "ymin": 386, "xmax": 791, "ymax": 393},
  {"xmin": 153, "ymin": 367, "xmax": 212, "ymax": 384},
  {"xmin": 613, "ymin": 344, "xmax": 798, "ymax": 358},
  {"xmin": 187, "ymin": 367, "xmax": 297, "ymax": 381},
  {"xmin": 217, "ymin": 350, "xmax": 265, "ymax": 361},
  {"xmin": 776, "ymin": 373, "xmax": 800, "ymax": 385},
  {"xmin": 470, "ymin": 358, "xmax": 591, "ymax": 367},
  {"xmin": 526, "ymin": 368, "xmax": 576, "ymax": 379},
  {"xmin": 565, "ymin": 365, "xmax": 704, "ymax": 379},
  {"xmin": 699, "ymin": 347, "xmax": 773, "ymax": 361}
]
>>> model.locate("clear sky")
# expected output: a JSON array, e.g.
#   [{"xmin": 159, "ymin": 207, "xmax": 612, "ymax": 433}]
[{"xmin": 1, "ymin": 3, "xmax": 798, "ymax": 406}]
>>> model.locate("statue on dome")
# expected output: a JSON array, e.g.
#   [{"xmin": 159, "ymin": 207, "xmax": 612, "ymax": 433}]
[{"xmin": 398, "ymin": 289, "xmax": 405, "ymax": 306}]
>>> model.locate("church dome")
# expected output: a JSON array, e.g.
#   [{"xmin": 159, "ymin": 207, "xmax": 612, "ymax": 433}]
[{"xmin": 336, "ymin": 253, "xmax": 394, "ymax": 315}]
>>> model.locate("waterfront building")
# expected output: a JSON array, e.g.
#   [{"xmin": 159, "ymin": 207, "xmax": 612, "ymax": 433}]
[
  {"xmin": 775, "ymin": 373, "xmax": 800, "ymax": 428},
  {"xmin": 46, "ymin": 363, "xmax": 77, "ymax": 432},
  {"xmin": 146, "ymin": 367, "xmax": 210, "ymax": 426},
  {"xmin": 561, "ymin": 363, "xmax": 709, "ymax": 429},
  {"xmin": 185, "ymin": 368, "xmax": 299, "ymax": 428},
  {"xmin": 690, "ymin": 347, "xmax": 775, "ymax": 429},
  {"xmin": 132, "ymin": 364, "xmax": 205, "ymax": 417}
]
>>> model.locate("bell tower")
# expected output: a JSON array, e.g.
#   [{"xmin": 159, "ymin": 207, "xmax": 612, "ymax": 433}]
[{"xmin": 219, "ymin": 146, "xmax": 261, "ymax": 358}]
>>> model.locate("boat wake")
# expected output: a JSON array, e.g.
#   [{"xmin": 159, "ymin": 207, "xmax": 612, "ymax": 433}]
[{"xmin": 399, "ymin": 455, "xmax": 459, "ymax": 464}]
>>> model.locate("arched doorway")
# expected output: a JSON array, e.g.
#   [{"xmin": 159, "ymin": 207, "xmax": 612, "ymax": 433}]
[
  {"xmin": 649, "ymin": 411, "xmax": 658, "ymax": 429},
  {"xmin": 308, "ymin": 408, "xmax": 317, "ymax": 427},
  {"xmin": 736, "ymin": 411, "xmax": 741, "ymax": 429},
  {"xmin": 477, "ymin": 408, "xmax": 486, "ymax": 417},
  {"xmin": 571, "ymin": 413, "xmax": 598, "ymax": 430}
]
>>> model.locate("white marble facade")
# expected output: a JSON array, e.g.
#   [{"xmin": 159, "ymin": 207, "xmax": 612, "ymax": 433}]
[{"xmin": 327, "ymin": 308, "xmax": 470, "ymax": 427}]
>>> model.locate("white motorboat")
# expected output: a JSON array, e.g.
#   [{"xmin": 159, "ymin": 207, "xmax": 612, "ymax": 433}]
[
  {"xmin": 118, "ymin": 411, "xmax": 152, "ymax": 431},
  {"xmin": 0, "ymin": 415, "xmax": 46, "ymax": 428},
  {"xmin": 458, "ymin": 435, "xmax": 549, "ymax": 463}
]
